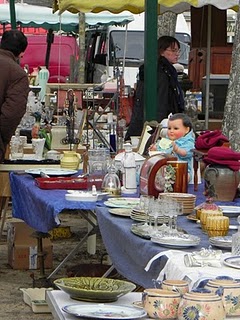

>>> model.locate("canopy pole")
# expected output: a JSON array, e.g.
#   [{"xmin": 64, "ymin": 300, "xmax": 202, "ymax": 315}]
[
  {"xmin": 9, "ymin": 0, "xmax": 16, "ymax": 29},
  {"xmin": 144, "ymin": 0, "xmax": 158, "ymax": 121},
  {"xmin": 204, "ymin": 5, "xmax": 212, "ymax": 129}
]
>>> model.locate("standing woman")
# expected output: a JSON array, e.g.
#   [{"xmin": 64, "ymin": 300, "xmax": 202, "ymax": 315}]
[{"xmin": 157, "ymin": 36, "xmax": 185, "ymax": 122}]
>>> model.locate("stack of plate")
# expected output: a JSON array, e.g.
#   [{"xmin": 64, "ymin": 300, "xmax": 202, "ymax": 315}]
[
  {"xmin": 104, "ymin": 197, "xmax": 140, "ymax": 208},
  {"xmin": 130, "ymin": 207, "xmax": 164, "ymax": 224},
  {"xmin": 158, "ymin": 193, "xmax": 196, "ymax": 214},
  {"xmin": 209, "ymin": 236, "xmax": 232, "ymax": 250},
  {"xmin": 151, "ymin": 234, "xmax": 200, "ymax": 248}
]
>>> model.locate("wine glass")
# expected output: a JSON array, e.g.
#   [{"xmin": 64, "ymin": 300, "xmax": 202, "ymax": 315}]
[
  {"xmin": 164, "ymin": 199, "xmax": 182, "ymax": 236},
  {"xmin": 140, "ymin": 195, "xmax": 154, "ymax": 229},
  {"xmin": 148, "ymin": 200, "xmax": 162, "ymax": 236}
]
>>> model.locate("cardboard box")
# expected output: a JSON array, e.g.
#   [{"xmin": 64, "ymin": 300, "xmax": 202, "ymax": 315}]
[{"xmin": 7, "ymin": 221, "xmax": 53, "ymax": 270}]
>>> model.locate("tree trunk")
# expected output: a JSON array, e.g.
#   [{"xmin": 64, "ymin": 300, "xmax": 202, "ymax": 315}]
[
  {"xmin": 222, "ymin": 3, "xmax": 240, "ymax": 152},
  {"xmin": 157, "ymin": 12, "xmax": 177, "ymax": 38}
]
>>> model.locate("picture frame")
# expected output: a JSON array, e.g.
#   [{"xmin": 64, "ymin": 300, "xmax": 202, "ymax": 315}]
[{"xmin": 136, "ymin": 121, "xmax": 162, "ymax": 156}]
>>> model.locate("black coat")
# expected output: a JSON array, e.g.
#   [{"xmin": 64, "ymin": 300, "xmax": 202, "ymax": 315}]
[
  {"xmin": 125, "ymin": 59, "xmax": 185, "ymax": 141},
  {"xmin": 157, "ymin": 56, "xmax": 185, "ymax": 122}
]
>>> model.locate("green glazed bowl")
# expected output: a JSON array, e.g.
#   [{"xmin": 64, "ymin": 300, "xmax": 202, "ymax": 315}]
[{"xmin": 54, "ymin": 277, "xmax": 136, "ymax": 302}]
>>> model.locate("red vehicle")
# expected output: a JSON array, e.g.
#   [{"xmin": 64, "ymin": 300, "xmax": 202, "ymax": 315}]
[{"xmin": 20, "ymin": 34, "xmax": 79, "ymax": 83}]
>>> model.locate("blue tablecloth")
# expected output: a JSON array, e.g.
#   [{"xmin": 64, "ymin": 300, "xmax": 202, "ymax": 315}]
[
  {"xmin": 9, "ymin": 172, "xmax": 103, "ymax": 233},
  {"xmin": 95, "ymin": 183, "xmax": 240, "ymax": 288},
  {"xmin": 9, "ymin": 172, "xmax": 240, "ymax": 288}
]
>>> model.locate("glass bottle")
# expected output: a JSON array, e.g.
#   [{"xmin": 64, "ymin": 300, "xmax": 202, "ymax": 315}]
[
  {"xmin": 109, "ymin": 123, "xmax": 117, "ymax": 154},
  {"xmin": 232, "ymin": 216, "xmax": 240, "ymax": 256},
  {"xmin": 122, "ymin": 143, "xmax": 137, "ymax": 194}
]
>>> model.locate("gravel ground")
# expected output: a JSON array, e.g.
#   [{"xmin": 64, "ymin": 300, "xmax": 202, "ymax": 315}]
[{"xmin": 0, "ymin": 211, "xmax": 109, "ymax": 320}]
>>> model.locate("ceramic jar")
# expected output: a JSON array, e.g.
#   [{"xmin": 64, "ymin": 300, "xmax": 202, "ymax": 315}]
[
  {"xmin": 204, "ymin": 165, "xmax": 240, "ymax": 201},
  {"xmin": 161, "ymin": 280, "xmax": 189, "ymax": 295},
  {"xmin": 177, "ymin": 292, "xmax": 225, "ymax": 320},
  {"xmin": 142, "ymin": 288, "xmax": 181, "ymax": 319},
  {"xmin": 205, "ymin": 279, "xmax": 240, "ymax": 317},
  {"xmin": 114, "ymin": 150, "xmax": 145, "ymax": 186},
  {"xmin": 60, "ymin": 151, "xmax": 81, "ymax": 170}
]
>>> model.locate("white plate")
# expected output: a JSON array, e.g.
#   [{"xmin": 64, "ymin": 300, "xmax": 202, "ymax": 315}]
[
  {"xmin": 25, "ymin": 168, "xmax": 78, "ymax": 177},
  {"xmin": 223, "ymin": 256, "xmax": 240, "ymax": 269},
  {"xmin": 67, "ymin": 190, "xmax": 109, "ymax": 201},
  {"xmin": 65, "ymin": 193, "xmax": 98, "ymax": 202},
  {"xmin": 219, "ymin": 206, "xmax": 240, "ymax": 217},
  {"xmin": 108, "ymin": 208, "xmax": 132, "ymax": 217},
  {"xmin": 104, "ymin": 198, "xmax": 140, "ymax": 208},
  {"xmin": 151, "ymin": 234, "xmax": 200, "ymax": 248},
  {"xmin": 62, "ymin": 304, "xmax": 147, "ymax": 319}
]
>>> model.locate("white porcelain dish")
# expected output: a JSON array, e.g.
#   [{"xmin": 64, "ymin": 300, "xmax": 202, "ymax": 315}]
[
  {"xmin": 218, "ymin": 206, "xmax": 240, "ymax": 217},
  {"xmin": 104, "ymin": 198, "xmax": 140, "ymax": 208},
  {"xmin": 108, "ymin": 208, "xmax": 132, "ymax": 217},
  {"xmin": 223, "ymin": 256, "xmax": 240, "ymax": 269},
  {"xmin": 65, "ymin": 192, "xmax": 98, "ymax": 202},
  {"xmin": 25, "ymin": 168, "xmax": 78, "ymax": 177},
  {"xmin": 209, "ymin": 236, "xmax": 232, "ymax": 249},
  {"xmin": 67, "ymin": 190, "xmax": 108, "ymax": 201},
  {"xmin": 151, "ymin": 234, "xmax": 200, "ymax": 248},
  {"xmin": 62, "ymin": 304, "xmax": 147, "ymax": 319}
]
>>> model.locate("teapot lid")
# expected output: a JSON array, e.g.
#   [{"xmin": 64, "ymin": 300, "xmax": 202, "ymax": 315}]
[{"xmin": 184, "ymin": 292, "xmax": 221, "ymax": 301}]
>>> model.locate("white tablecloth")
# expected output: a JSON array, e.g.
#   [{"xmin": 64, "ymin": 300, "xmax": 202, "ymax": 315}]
[{"xmin": 145, "ymin": 250, "xmax": 240, "ymax": 289}]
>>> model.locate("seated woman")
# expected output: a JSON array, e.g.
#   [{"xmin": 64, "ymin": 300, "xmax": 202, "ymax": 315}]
[{"xmin": 150, "ymin": 113, "xmax": 195, "ymax": 182}]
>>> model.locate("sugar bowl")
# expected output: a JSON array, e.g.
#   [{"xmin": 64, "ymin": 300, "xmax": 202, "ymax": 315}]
[
  {"xmin": 205, "ymin": 278, "xmax": 240, "ymax": 317},
  {"xmin": 177, "ymin": 291, "xmax": 225, "ymax": 320},
  {"xmin": 142, "ymin": 288, "xmax": 181, "ymax": 319}
]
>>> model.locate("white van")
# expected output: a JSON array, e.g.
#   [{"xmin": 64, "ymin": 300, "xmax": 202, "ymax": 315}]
[{"xmin": 85, "ymin": 13, "xmax": 191, "ymax": 88}]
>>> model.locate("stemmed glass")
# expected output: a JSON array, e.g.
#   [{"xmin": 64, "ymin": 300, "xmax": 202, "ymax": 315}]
[
  {"xmin": 163, "ymin": 199, "xmax": 183, "ymax": 236},
  {"xmin": 139, "ymin": 195, "xmax": 154, "ymax": 230},
  {"xmin": 172, "ymin": 201, "xmax": 183, "ymax": 233},
  {"xmin": 148, "ymin": 200, "xmax": 162, "ymax": 236}
]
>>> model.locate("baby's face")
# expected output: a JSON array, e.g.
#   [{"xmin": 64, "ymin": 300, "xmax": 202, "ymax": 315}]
[{"xmin": 167, "ymin": 119, "xmax": 189, "ymax": 141}]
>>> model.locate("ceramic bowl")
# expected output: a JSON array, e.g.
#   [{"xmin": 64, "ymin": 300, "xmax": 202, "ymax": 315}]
[{"xmin": 53, "ymin": 277, "xmax": 136, "ymax": 302}]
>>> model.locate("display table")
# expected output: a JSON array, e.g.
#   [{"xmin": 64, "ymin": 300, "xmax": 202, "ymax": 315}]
[
  {"xmin": 95, "ymin": 183, "xmax": 240, "ymax": 288},
  {"xmin": 46, "ymin": 290, "xmax": 240, "ymax": 320},
  {"xmin": 9, "ymin": 172, "xmax": 103, "ymax": 278},
  {"xmin": 9, "ymin": 172, "xmax": 100, "ymax": 233},
  {"xmin": 0, "ymin": 162, "xmax": 61, "ymax": 239},
  {"xmin": 95, "ymin": 205, "xmax": 238, "ymax": 289},
  {"xmin": 9, "ymin": 173, "xmax": 240, "ymax": 286},
  {"xmin": 46, "ymin": 291, "xmax": 142, "ymax": 320}
]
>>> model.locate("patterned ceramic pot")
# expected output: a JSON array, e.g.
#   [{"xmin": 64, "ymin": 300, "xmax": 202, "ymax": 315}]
[
  {"xmin": 177, "ymin": 292, "xmax": 225, "ymax": 320},
  {"xmin": 142, "ymin": 288, "xmax": 181, "ymax": 319},
  {"xmin": 205, "ymin": 279, "xmax": 240, "ymax": 316},
  {"xmin": 162, "ymin": 280, "xmax": 189, "ymax": 295}
]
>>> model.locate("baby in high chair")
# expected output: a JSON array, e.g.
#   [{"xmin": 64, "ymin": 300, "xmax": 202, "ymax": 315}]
[{"xmin": 150, "ymin": 113, "xmax": 195, "ymax": 182}]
